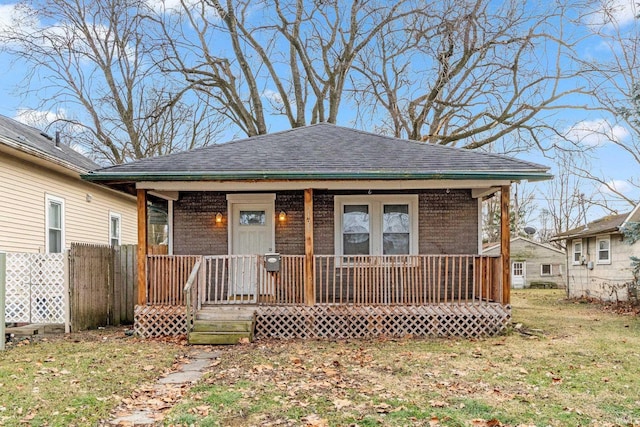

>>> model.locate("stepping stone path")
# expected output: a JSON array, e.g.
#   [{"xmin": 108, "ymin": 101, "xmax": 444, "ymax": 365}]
[{"xmin": 105, "ymin": 350, "xmax": 220, "ymax": 426}]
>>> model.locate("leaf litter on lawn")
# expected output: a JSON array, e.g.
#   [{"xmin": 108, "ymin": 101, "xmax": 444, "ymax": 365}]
[{"xmin": 165, "ymin": 290, "xmax": 640, "ymax": 426}]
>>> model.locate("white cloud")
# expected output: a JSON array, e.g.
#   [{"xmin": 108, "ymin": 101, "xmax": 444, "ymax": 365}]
[
  {"xmin": 14, "ymin": 108, "xmax": 66, "ymax": 129},
  {"xmin": 586, "ymin": 0, "xmax": 638, "ymax": 29},
  {"xmin": 262, "ymin": 89, "xmax": 284, "ymax": 105},
  {"xmin": 144, "ymin": 0, "xmax": 224, "ymax": 19},
  {"xmin": 562, "ymin": 119, "xmax": 629, "ymax": 147},
  {"xmin": 0, "ymin": 3, "xmax": 40, "ymax": 44},
  {"xmin": 599, "ymin": 179, "xmax": 633, "ymax": 195}
]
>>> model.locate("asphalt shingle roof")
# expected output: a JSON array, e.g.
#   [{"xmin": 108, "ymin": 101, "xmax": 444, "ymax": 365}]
[
  {"xmin": 93, "ymin": 123, "xmax": 548, "ymax": 177},
  {"xmin": 552, "ymin": 213, "xmax": 629, "ymax": 240},
  {"xmin": 0, "ymin": 114, "xmax": 98, "ymax": 171}
]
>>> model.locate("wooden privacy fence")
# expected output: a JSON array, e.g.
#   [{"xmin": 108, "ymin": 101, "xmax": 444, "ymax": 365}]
[{"xmin": 69, "ymin": 243, "xmax": 137, "ymax": 331}]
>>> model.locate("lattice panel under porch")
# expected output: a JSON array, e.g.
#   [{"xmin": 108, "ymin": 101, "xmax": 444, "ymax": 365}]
[
  {"xmin": 134, "ymin": 305, "xmax": 187, "ymax": 338},
  {"xmin": 254, "ymin": 304, "xmax": 511, "ymax": 340},
  {"xmin": 4, "ymin": 252, "xmax": 65, "ymax": 323}
]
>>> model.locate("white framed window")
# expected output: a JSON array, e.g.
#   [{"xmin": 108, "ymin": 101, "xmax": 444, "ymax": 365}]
[
  {"xmin": 540, "ymin": 264, "xmax": 552, "ymax": 276},
  {"xmin": 572, "ymin": 240, "xmax": 582, "ymax": 265},
  {"xmin": 596, "ymin": 236, "xmax": 611, "ymax": 264},
  {"xmin": 335, "ymin": 195, "xmax": 419, "ymax": 256},
  {"xmin": 109, "ymin": 212, "xmax": 122, "ymax": 246},
  {"xmin": 45, "ymin": 195, "xmax": 65, "ymax": 253}
]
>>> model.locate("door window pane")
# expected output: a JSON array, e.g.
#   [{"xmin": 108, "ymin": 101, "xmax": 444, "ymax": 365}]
[
  {"xmin": 513, "ymin": 262, "xmax": 523, "ymax": 276},
  {"xmin": 343, "ymin": 205, "xmax": 369, "ymax": 255},
  {"xmin": 239, "ymin": 211, "xmax": 266, "ymax": 225},
  {"xmin": 383, "ymin": 204, "xmax": 409, "ymax": 254}
]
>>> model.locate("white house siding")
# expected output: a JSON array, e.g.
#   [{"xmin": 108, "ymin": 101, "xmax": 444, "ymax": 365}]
[
  {"xmin": 0, "ymin": 153, "xmax": 136, "ymax": 253},
  {"xmin": 484, "ymin": 238, "xmax": 565, "ymax": 288},
  {"xmin": 567, "ymin": 234, "xmax": 639, "ymax": 302}
]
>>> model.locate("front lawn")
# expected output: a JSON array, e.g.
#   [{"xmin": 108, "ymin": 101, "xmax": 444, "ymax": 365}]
[
  {"xmin": 1, "ymin": 290, "xmax": 639, "ymax": 426},
  {"xmin": 166, "ymin": 290, "xmax": 640, "ymax": 426},
  {"xmin": 0, "ymin": 330, "xmax": 182, "ymax": 426}
]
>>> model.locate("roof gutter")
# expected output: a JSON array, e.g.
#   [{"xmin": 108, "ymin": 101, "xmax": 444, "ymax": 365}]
[
  {"xmin": 0, "ymin": 135, "xmax": 89, "ymax": 175},
  {"xmin": 82, "ymin": 170, "xmax": 552, "ymax": 183}
]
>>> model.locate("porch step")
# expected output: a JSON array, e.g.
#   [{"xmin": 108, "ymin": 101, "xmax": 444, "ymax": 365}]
[
  {"xmin": 188, "ymin": 307, "xmax": 255, "ymax": 345},
  {"xmin": 192, "ymin": 320, "xmax": 252, "ymax": 333},
  {"xmin": 188, "ymin": 331, "xmax": 252, "ymax": 345}
]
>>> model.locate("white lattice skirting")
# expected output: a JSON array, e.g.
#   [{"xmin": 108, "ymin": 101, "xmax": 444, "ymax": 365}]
[
  {"xmin": 134, "ymin": 303, "xmax": 510, "ymax": 339},
  {"xmin": 254, "ymin": 304, "xmax": 511, "ymax": 339},
  {"xmin": 134, "ymin": 305, "xmax": 187, "ymax": 338},
  {"xmin": 4, "ymin": 252, "xmax": 65, "ymax": 324}
]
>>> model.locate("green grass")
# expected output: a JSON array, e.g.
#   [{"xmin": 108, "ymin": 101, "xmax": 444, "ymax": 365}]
[
  {"xmin": 2, "ymin": 291, "xmax": 639, "ymax": 426},
  {"xmin": 0, "ymin": 328, "xmax": 181, "ymax": 426},
  {"xmin": 165, "ymin": 290, "xmax": 640, "ymax": 426}
]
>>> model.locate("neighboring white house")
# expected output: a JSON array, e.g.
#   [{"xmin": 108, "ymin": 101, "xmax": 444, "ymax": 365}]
[
  {"xmin": 0, "ymin": 114, "xmax": 137, "ymax": 253},
  {"xmin": 484, "ymin": 237, "xmax": 565, "ymax": 289},
  {"xmin": 551, "ymin": 206, "xmax": 640, "ymax": 302}
]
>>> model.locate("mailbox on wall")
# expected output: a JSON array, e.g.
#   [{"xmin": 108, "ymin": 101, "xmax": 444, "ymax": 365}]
[{"xmin": 265, "ymin": 253, "xmax": 281, "ymax": 272}]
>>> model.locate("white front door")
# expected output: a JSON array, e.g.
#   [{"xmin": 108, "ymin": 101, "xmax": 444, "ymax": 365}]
[
  {"xmin": 512, "ymin": 261, "xmax": 526, "ymax": 289},
  {"xmin": 230, "ymin": 201, "xmax": 275, "ymax": 296}
]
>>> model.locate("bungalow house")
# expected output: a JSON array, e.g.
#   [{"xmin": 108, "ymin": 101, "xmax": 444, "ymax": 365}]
[
  {"xmin": 484, "ymin": 237, "xmax": 565, "ymax": 289},
  {"xmin": 0, "ymin": 114, "xmax": 137, "ymax": 253},
  {"xmin": 83, "ymin": 124, "xmax": 552, "ymax": 343},
  {"xmin": 552, "ymin": 206, "xmax": 640, "ymax": 302}
]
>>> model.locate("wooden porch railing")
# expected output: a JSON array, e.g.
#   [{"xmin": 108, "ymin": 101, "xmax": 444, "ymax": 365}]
[
  {"xmin": 315, "ymin": 255, "xmax": 501, "ymax": 305},
  {"xmin": 147, "ymin": 255, "xmax": 201, "ymax": 305},
  {"xmin": 202, "ymin": 255, "xmax": 306, "ymax": 305},
  {"xmin": 145, "ymin": 254, "xmax": 502, "ymax": 306}
]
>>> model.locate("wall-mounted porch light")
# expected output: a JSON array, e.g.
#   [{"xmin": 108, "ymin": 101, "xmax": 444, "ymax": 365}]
[
  {"xmin": 215, "ymin": 212, "xmax": 223, "ymax": 224},
  {"xmin": 278, "ymin": 210, "xmax": 287, "ymax": 222}
]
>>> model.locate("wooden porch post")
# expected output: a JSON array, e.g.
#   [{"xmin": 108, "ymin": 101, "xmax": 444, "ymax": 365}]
[
  {"xmin": 501, "ymin": 185, "xmax": 511, "ymax": 305},
  {"xmin": 137, "ymin": 189, "xmax": 148, "ymax": 305},
  {"xmin": 304, "ymin": 188, "xmax": 315, "ymax": 306}
]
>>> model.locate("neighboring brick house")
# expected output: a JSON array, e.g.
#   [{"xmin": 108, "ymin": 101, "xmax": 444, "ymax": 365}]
[
  {"xmin": 484, "ymin": 237, "xmax": 565, "ymax": 289},
  {"xmin": 552, "ymin": 206, "xmax": 640, "ymax": 302},
  {"xmin": 0, "ymin": 114, "xmax": 137, "ymax": 253},
  {"xmin": 84, "ymin": 124, "xmax": 551, "ymax": 341}
]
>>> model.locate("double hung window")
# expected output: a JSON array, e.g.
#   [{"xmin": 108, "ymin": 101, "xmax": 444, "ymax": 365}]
[{"xmin": 336, "ymin": 195, "xmax": 418, "ymax": 256}]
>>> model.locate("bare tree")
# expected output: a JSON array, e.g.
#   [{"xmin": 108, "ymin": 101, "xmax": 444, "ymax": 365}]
[
  {"xmin": 152, "ymin": 0, "xmax": 594, "ymax": 146},
  {"xmin": 541, "ymin": 150, "xmax": 592, "ymax": 247},
  {"xmin": 151, "ymin": 0, "xmax": 421, "ymax": 136},
  {"xmin": 0, "ymin": 0, "xmax": 221, "ymax": 164},
  {"xmin": 571, "ymin": 3, "xmax": 640, "ymax": 207},
  {"xmin": 351, "ymin": 0, "xmax": 594, "ymax": 148},
  {"xmin": 483, "ymin": 183, "xmax": 537, "ymax": 244}
]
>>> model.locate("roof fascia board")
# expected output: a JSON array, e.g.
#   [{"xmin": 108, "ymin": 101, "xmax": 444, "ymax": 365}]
[
  {"xmin": 621, "ymin": 202, "xmax": 640, "ymax": 229},
  {"xmin": 0, "ymin": 135, "xmax": 87, "ymax": 175},
  {"xmin": 133, "ymin": 179, "xmax": 513, "ymax": 192},
  {"xmin": 84, "ymin": 170, "xmax": 551, "ymax": 182}
]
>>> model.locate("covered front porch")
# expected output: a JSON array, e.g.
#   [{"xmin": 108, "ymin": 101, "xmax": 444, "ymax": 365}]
[
  {"xmin": 138, "ymin": 252, "xmax": 508, "ymax": 339},
  {"xmin": 133, "ymin": 186, "xmax": 512, "ymax": 341}
]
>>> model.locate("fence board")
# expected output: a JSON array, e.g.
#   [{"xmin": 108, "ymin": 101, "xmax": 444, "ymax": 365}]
[{"xmin": 70, "ymin": 243, "xmax": 137, "ymax": 331}]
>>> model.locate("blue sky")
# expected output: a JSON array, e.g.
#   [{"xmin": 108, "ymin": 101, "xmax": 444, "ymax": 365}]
[{"xmin": 0, "ymin": 0, "xmax": 638, "ymax": 226}]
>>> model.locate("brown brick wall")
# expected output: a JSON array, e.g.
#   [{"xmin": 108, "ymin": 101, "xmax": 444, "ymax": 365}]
[
  {"xmin": 172, "ymin": 189, "xmax": 479, "ymax": 256},
  {"xmin": 275, "ymin": 191, "xmax": 305, "ymax": 254},
  {"xmin": 418, "ymin": 189, "xmax": 478, "ymax": 254},
  {"xmin": 173, "ymin": 191, "xmax": 228, "ymax": 255}
]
